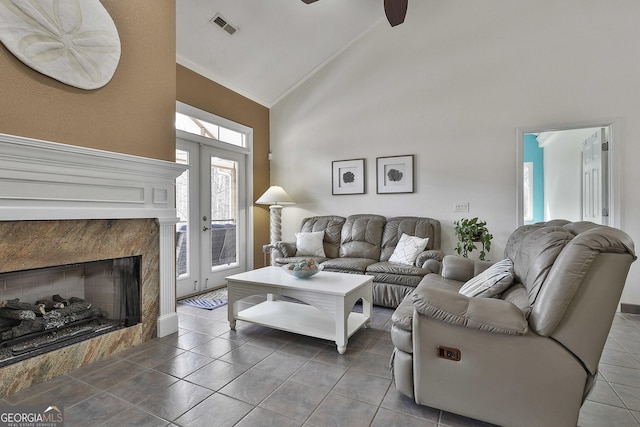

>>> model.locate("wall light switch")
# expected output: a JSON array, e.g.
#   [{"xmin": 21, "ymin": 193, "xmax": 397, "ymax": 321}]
[{"xmin": 454, "ymin": 202, "xmax": 469, "ymax": 212}]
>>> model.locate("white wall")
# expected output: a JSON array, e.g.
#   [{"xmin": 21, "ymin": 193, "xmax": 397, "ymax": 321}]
[{"xmin": 270, "ymin": 0, "xmax": 640, "ymax": 306}]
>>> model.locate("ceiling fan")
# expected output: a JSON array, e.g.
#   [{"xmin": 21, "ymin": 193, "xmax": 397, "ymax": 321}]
[{"xmin": 301, "ymin": 0, "xmax": 408, "ymax": 27}]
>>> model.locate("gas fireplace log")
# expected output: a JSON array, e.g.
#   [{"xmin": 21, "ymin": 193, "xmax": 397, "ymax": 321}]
[
  {"xmin": 0, "ymin": 299, "xmax": 46, "ymax": 315},
  {"xmin": 43, "ymin": 307, "xmax": 97, "ymax": 330},
  {"xmin": 0, "ymin": 317, "xmax": 19, "ymax": 327},
  {"xmin": 43, "ymin": 302, "xmax": 93, "ymax": 328},
  {"xmin": 0, "ymin": 308, "xmax": 36, "ymax": 320},
  {"xmin": 36, "ymin": 300, "xmax": 65, "ymax": 310},
  {"xmin": 52, "ymin": 295, "xmax": 69, "ymax": 306},
  {"xmin": 0, "ymin": 317, "xmax": 20, "ymax": 331},
  {"xmin": 63, "ymin": 308, "xmax": 96, "ymax": 323},
  {"xmin": 43, "ymin": 302, "xmax": 92, "ymax": 319},
  {"xmin": 2, "ymin": 308, "xmax": 99, "ymax": 339},
  {"xmin": 49, "ymin": 295, "xmax": 85, "ymax": 307},
  {"xmin": 0, "ymin": 318, "xmax": 45, "ymax": 340}
]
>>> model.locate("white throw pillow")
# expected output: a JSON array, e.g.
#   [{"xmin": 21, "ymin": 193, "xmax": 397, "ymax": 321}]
[
  {"xmin": 389, "ymin": 233, "xmax": 429, "ymax": 266},
  {"xmin": 458, "ymin": 258, "xmax": 514, "ymax": 298},
  {"xmin": 295, "ymin": 231, "xmax": 326, "ymax": 257}
]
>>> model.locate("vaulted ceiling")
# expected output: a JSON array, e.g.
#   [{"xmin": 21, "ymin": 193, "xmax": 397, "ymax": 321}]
[{"xmin": 176, "ymin": 0, "xmax": 387, "ymax": 107}]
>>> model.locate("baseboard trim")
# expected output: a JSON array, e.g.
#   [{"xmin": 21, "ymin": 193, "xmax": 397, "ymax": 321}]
[
  {"xmin": 620, "ymin": 303, "xmax": 640, "ymax": 315},
  {"xmin": 157, "ymin": 312, "xmax": 179, "ymax": 337}
]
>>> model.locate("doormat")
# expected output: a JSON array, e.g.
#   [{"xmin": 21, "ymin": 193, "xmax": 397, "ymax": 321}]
[{"xmin": 178, "ymin": 288, "xmax": 228, "ymax": 310}]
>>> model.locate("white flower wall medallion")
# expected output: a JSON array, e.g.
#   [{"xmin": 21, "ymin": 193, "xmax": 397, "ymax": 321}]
[{"xmin": 0, "ymin": 0, "xmax": 121, "ymax": 90}]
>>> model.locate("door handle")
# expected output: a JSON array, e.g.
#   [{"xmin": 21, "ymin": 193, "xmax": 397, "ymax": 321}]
[{"xmin": 202, "ymin": 225, "xmax": 210, "ymax": 231}]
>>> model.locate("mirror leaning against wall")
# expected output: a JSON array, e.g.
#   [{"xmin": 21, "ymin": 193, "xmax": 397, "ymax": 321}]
[{"xmin": 516, "ymin": 119, "xmax": 621, "ymax": 228}]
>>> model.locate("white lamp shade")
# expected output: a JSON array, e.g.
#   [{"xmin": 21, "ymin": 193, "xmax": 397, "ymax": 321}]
[{"xmin": 256, "ymin": 185, "xmax": 295, "ymax": 205}]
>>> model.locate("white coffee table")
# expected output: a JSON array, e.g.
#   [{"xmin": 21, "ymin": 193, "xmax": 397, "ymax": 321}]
[{"xmin": 226, "ymin": 266, "xmax": 373, "ymax": 354}]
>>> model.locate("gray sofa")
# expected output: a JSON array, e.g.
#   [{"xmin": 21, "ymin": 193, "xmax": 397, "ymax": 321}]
[
  {"xmin": 271, "ymin": 214, "xmax": 443, "ymax": 308},
  {"xmin": 389, "ymin": 220, "xmax": 636, "ymax": 427}
]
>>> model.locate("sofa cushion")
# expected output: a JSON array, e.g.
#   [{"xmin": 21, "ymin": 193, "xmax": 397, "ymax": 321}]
[
  {"xmin": 458, "ymin": 258, "xmax": 514, "ymax": 298},
  {"xmin": 501, "ymin": 283, "xmax": 531, "ymax": 318},
  {"xmin": 339, "ymin": 214, "xmax": 385, "ymax": 260},
  {"xmin": 295, "ymin": 231, "xmax": 326, "ymax": 257},
  {"xmin": 389, "ymin": 233, "xmax": 429, "ymax": 265},
  {"xmin": 366, "ymin": 262, "xmax": 429, "ymax": 287},
  {"xmin": 298, "ymin": 215, "xmax": 346, "ymax": 259},
  {"xmin": 321, "ymin": 257, "xmax": 377, "ymax": 274},
  {"xmin": 380, "ymin": 217, "xmax": 441, "ymax": 261},
  {"xmin": 530, "ymin": 224, "xmax": 636, "ymax": 336},
  {"xmin": 275, "ymin": 255, "xmax": 329, "ymax": 266},
  {"xmin": 504, "ymin": 225, "xmax": 574, "ymax": 304}
]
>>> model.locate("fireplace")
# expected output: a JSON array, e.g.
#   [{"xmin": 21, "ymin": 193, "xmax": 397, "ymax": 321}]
[
  {"xmin": 0, "ymin": 256, "xmax": 142, "ymax": 368},
  {"xmin": 0, "ymin": 218, "xmax": 161, "ymax": 396},
  {"xmin": 0, "ymin": 133, "xmax": 186, "ymax": 397}
]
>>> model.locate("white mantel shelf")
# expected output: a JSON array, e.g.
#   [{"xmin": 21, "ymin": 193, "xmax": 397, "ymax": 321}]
[
  {"xmin": 0, "ymin": 133, "xmax": 188, "ymax": 337},
  {"xmin": 0, "ymin": 133, "xmax": 187, "ymax": 221}
]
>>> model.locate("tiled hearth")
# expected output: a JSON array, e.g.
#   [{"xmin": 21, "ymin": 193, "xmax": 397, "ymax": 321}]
[{"xmin": 0, "ymin": 134, "xmax": 186, "ymax": 397}]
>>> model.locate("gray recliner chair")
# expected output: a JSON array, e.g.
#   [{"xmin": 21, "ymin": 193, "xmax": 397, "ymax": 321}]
[{"xmin": 389, "ymin": 220, "xmax": 636, "ymax": 427}]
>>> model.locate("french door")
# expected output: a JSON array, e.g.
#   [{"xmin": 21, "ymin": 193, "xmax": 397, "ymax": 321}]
[{"xmin": 176, "ymin": 138, "xmax": 248, "ymax": 298}]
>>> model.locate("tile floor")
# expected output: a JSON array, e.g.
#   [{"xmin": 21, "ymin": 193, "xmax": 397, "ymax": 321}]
[{"xmin": 2, "ymin": 295, "xmax": 640, "ymax": 426}]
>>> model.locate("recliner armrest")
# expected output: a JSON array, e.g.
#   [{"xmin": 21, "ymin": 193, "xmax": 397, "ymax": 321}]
[
  {"xmin": 441, "ymin": 255, "xmax": 493, "ymax": 281},
  {"xmin": 411, "ymin": 286, "xmax": 528, "ymax": 335},
  {"xmin": 416, "ymin": 250, "xmax": 444, "ymax": 272},
  {"xmin": 271, "ymin": 241, "xmax": 297, "ymax": 259},
  {"xmin": 391, "ymin": 294, "xmax": 414, "ymax": 332}
]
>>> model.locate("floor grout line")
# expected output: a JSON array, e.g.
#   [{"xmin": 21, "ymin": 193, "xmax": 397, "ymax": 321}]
[{"xmin": 3, "ymin": 306, "xmax": 640, "ymax": 427}]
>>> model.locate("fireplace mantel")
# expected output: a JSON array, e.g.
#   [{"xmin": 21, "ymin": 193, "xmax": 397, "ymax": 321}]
[{"xmin": 0, "ymin": 132, "xmax": 187, "ymax": 337}]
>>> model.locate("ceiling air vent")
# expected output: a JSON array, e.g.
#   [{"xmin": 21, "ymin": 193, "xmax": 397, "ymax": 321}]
[{"xmin": 210, "ymin": 13, "xmax": 237, "ymax": 36}]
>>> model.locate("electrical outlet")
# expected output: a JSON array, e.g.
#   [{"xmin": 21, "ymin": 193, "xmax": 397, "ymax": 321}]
[{"xmin": 454, "ymin": 202, "xmax": 469, "ymax": 212}]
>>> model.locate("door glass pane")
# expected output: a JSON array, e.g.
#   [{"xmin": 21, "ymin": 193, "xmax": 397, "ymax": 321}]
[
  {"xmin": 210, "ymin": 156, "xmax": 237, "ymax": 269},
  {"xmin": 175, "ymin": 112, "xmax": 246, "ymax": 147},
  {"xmin": 176, "ymin": 149, "xmax": 189, "ymax": 277},
  {"xmin": 219, "ymin": 127, "xmax": 245, "ymax": 146}
]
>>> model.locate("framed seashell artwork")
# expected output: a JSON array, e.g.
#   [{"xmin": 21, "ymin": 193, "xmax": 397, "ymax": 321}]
[
  {"xmin": 376, "ymin": 154, "xmax": 414, "ymax": 194},
  {"xmin": 332, "ymin": 158, "xmax": 365, "ymax": 195}
]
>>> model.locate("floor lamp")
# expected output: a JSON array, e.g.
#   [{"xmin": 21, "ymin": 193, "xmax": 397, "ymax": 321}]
[{"xmin": 256, "ymin": 185, "xmax": 295, "ymax": 245}]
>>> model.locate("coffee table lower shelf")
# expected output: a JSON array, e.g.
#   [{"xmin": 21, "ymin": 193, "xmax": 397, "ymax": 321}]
[{"xmin": 236, "ymin": 300, "xmax": 369, "ymax": 350}]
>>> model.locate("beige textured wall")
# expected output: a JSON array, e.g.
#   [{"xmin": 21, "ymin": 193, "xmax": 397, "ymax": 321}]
[
  {"xmin": 176, "ymin": 65, "xmax": 271, "ymax": 268},
  {"xmin": 0, "ymin": 1, "xmax": 176, "ymax": 162}
]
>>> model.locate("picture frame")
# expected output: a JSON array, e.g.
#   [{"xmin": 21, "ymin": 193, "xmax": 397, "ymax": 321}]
[
  {"xmin": 376, "ymin": 155, "xmax": 414, "ymax": 194},
  {"xmin": 332, "ymin": 158, "xmax": 365, "ymax": 195}
]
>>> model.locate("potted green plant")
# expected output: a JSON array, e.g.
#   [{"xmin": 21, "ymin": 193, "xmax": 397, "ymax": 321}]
[{"xmin": 454, "ymin": 217, "xmax": 493, "ymax": 261}]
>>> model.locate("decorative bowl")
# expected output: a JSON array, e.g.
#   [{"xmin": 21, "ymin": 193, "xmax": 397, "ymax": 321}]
[{"xmin": 283, "ymin": 259, "xmax": 321, "ymax": 279}]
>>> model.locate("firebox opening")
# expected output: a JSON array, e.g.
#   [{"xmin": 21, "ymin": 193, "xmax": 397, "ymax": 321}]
[{"xmin": 0, "ymin": 256, "xmax": 142, "ymax": 368}]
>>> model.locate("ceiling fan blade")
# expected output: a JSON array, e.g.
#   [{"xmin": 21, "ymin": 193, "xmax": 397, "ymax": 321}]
[
  {"xmin": 301, "ymin": 0, "xmax": 319, "ymax": 4},
  {"xmin": 384, "ymin": 0, "xmax": 408, "ymax": 26}
]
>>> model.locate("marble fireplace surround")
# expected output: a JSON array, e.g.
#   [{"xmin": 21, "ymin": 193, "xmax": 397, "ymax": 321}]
[{"xmin": 0, "ymin": 133, "xmax": 186, "ymax": 397}]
